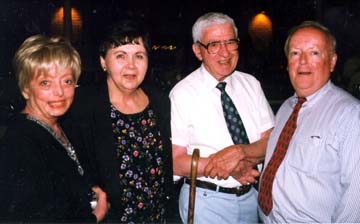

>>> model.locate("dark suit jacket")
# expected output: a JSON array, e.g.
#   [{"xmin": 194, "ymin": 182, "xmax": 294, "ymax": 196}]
[
  {"xmin": 0, "ymin": 114, "xmax": 96, "ymax": 222},
  {"xmin": 63, "ymin": 80, "xmax": 175, "ymax": 221}
]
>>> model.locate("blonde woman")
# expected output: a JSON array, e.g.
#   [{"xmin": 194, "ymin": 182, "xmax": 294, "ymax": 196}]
[{"xmin": 0, "ymin": 35, "xmax": 108, "ymax": 222}]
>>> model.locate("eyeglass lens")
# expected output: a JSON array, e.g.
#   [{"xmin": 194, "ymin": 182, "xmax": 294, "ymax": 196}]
[{"xmin": 207, "ymin": 40, "xmax": 238, "ymax": 53}]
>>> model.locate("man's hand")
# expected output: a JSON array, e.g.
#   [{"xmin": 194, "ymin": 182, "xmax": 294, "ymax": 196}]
[
  {"xmin": 231, "ymin": 160, "xmax": 260, "ymax": 185},
  {"xmin": 204, "ymin": 144, "xmax": 262, "ymax": 183},
  {"xmin": 204, "ymin": 144, "xmax": 246, "ymax": 180}
]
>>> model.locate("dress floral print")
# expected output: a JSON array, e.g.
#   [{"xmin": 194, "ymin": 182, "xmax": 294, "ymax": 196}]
[{"xmin": 110, "ymin": 104, "xmax": 165, "ymax": 223}]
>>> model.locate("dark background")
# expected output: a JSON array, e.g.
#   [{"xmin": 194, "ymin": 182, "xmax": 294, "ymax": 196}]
[
  {"xmin": 0, "ymin": 1, "xmax": 360, "ymax": 221},
  {"xmin": 1, "ymin": 0, "xmax": 360, "ymax": 104}
]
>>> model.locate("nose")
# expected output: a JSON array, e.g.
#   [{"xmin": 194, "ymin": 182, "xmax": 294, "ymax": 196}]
[
  {"xmin": 217, "ymin": 42, "xmax": 230, "ymax": 57},
  {"xmin": 53, "ymin": 82, "xmax": 64, "ymax": 96},
  {"xmin": 127, "ymin": 56, "xmax": 136, "ymax": 68},
  {"xmin": 300, "ymin": 53, "xmax": 308, "ymax": 65}
]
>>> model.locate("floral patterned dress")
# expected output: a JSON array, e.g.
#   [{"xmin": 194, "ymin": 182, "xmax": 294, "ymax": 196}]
[{"xmin": 110, "ymin": 104, "xmax": 166, "ymax": 223}]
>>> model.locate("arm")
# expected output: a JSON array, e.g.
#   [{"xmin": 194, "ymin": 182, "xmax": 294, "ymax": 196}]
[
  {"xmin": 172, "ymin": 144, "xmax": 211, "ymax": 178},
  {"xmin": 0, "ymin": 134, "xmax": 57, "ymax": 220},
  {"xmin": 204, "ymin": 128, "xmax": 272, "ymax": 182},
  {"xmin": 333, "ymin": 108, "xmax": 360, "ymax": 222},
  {"xmin": 235, "ymin": 127, "xmax": 272, "ymax": 162}
]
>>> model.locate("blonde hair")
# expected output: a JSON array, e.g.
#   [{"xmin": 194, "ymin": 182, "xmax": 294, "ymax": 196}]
[{"xmin": 13, "ymin": 35, "xmax": 81, "ymax": 92}]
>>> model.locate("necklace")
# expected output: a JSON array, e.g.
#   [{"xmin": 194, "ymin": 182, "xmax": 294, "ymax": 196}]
[{"xmin": 26, "ymin": 115, "xmax": 84, "ymax": 176}]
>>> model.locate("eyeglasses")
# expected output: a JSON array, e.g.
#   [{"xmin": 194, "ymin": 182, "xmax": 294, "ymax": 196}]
[{"xmin": 197, "ymin": 38, "xmax": 240, "ymax": 54}]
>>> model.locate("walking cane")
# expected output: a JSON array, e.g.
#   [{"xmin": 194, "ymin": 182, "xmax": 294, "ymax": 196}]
[{"xmin": 187, "ymin": 148, "xmax": 200, "ymax": 224}]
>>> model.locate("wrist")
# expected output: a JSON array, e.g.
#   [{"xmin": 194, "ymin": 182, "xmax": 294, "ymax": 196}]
[{"xmin": 236, "ymin": 144, "xmax": 247, "ymax": 159}]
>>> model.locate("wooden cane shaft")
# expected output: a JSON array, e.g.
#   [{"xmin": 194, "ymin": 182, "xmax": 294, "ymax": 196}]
[{"xmin": 188, "ymin": 148, "xmax": 200, "ymax": 224}]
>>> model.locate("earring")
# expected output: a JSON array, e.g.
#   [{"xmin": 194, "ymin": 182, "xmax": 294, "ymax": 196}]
[{"xmin": 103, "ymin": 67, "xmax": 106, "ymax": 72}]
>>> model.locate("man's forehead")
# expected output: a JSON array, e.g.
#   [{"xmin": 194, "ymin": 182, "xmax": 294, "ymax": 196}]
[{"xmin": 289, "ymin": 28, "xmax": 329, "ymax": 47}]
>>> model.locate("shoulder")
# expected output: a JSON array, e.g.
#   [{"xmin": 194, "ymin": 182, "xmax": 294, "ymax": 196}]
[
  {"xmin": 231, "ymin": 70, "xmax": 261, "ymax": 86},
  {"xmin": 73, "ymin": 83, "xmax": 106, "ymax": 104},
  {"xmin": 228, "ymin": 71, "xmax": 267, "ymax": 100},
  {"xmin": 3, "ymin": 114, "xmax": 34, "ymax": 136},
  {"xmin": 141, "ymin": 82, "xmax": 169, "ymax": 101},
  {"xmin": 1, "ymin": 114, "xmax": 47, "ymax": 152},
  {"xmin": 275, "ymin": 96, "xmax": 294, "ymax": 117},
  {"xmin": 68, "ymin": 82, "xmax": 109, "ymax": 117},
  {"xmin": 170, "ymin": 68, "xmax": 202, "ymax": 96},
  {"xmin": 327, "ymin": 84, "xmax": 360, "ymax": 113},
  {"xmin": 141, "ymin": 83, "xmax": 170, "ymax": 115}
]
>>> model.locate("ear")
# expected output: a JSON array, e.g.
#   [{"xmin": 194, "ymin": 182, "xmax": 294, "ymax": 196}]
[
  {"xmin": 330, "ymin": 53, "xmax": 337, "ymax": 72},
  {"xmin": 22, "ymin": 87, "xmax": 30, "ymax": 100},
  {"xmin": 100, "ymin": 56, "xmax": 106, "ymax": 71},
  {"xmin": 192, "ymin": 43, "xmax": 203, "ymax": 61}
]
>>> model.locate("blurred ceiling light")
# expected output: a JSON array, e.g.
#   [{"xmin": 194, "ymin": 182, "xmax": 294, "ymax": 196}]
[
  {"xmin": 249, "ymin": 11, "xmax": 273, "ymax": 50},
  {"xmin": 51, "ymin": 7, "xmax": 82, "ymax": 42}
]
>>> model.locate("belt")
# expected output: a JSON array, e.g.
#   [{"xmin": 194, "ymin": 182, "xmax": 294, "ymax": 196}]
[{"xmin": 184, "ymin": 178, "xmax": 251, "ymax": 197}]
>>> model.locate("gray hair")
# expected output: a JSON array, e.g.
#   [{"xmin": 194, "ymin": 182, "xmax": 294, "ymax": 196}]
[
  {"xmin": 284, "ymin": 20, "xmax": 336, "ymax": 57},
  {"xmin": 192, "ymin": 12, "xmax": 238, "ymax": 43}
]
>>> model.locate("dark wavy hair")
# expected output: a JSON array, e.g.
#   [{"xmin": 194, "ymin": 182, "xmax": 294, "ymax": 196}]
[{"xmin": 99, "ymin": 19, "xmax": 151, "ymax": 58}]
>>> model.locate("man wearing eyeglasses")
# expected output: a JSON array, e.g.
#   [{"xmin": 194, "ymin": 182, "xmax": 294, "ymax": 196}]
[{"xmin": 169, "ymin": 12, "xmax": 274, "ymax": 223}]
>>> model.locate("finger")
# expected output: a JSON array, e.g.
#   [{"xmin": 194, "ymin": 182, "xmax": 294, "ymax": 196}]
[
  {"xmin": 249, "ymin": 169, "xmax": 260, "ymax": 177},
  {"xmin": 208, "ymin": 168, "xmax": 219, "ymax": 179},
  {"xmin": 221, "ymin": 173, "xmax": 230, "ymax": 180},
  {"xmin": 91, "ymin": 186, "xmax": 100, "ymax": 193},
  {"xmin": 216, "ymin": 170, "xmax": 230, "ymax": 180},
  {"xmin": 238, "ymin": 176, "xmax": 256, "ymax": 184},
  {"xmin": 244, "ymin": 176, "xmax": 256, "ymax": 183},
  {"xmin": 237, "ymin": 177, "xmax": 250, "ymax": 185},
  {"xmin": 204, "ymin": 163, "xmax": 214, "ymax": 177},
  {"xmin": 204, "ymin": 156, "xmax": 217, "ymax": 176}
]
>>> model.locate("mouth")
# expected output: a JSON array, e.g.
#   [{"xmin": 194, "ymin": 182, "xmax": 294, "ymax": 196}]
[
  {"xmin": 124, "ymin": 74, "xmax": 137, "ymax": 79},
  {"xmin": 218, "ymin": 59, "xmax": 231, "ymax": 65},
  {"xmin": 298, "ymin": 71, "xmax": 312, "ymax": 75},
  {"xmin": 49, "ymin": 101, "xmax": 66, "ymax": 108}
]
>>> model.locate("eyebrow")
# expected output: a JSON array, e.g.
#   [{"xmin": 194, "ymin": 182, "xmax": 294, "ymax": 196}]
[
  {"xmin": 111, "ymin": 49, "xmax": 126, "ymax": 54},
  {"xmin": 289, "ymin": 46, "xmax": 319, "ymax": 50}
]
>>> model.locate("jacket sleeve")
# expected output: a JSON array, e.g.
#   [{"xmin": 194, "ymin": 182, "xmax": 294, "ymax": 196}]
[{"xmin": 0, "ymin": 134, "xmax": 56, "ymax": 221}]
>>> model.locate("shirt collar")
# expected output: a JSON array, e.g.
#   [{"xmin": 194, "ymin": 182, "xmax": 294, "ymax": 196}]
[
  {"xmin": 199, "ymin": 64, "xmax": 235, "ymax": 92},
  {"xmin": 290, "ymin": 80, "xmax": 332, "ymax": 107}
]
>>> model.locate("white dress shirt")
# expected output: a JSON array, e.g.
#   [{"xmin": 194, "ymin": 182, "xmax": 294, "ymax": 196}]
[{"xmin": 170, "ymin": 64, "xmax": 274, "ymax": 187}]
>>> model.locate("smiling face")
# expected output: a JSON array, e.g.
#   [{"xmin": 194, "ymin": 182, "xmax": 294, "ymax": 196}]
[
  {"xmin": 287, "ymin": 27, "xmax": 337, "ymax": 97},
  {"xmin": 100, "ymin": 38, "xmax": 148, "ymax": 94},
  {"xmin": 192, "ymin": 23, "xmax": 239, "ymax": 81},
  {"xmin": 22, "ymin": 66, "xmax": 75, "ymax": 124}
]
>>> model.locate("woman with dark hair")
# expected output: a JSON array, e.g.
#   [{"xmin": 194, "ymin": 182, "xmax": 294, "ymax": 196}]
[{"xmin": 65, "ymin": 19, "xmax": 175, "ymax": 223}]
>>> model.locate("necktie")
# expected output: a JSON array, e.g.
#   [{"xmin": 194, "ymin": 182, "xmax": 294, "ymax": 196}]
[
  {"xmin": 258, "ymin": 97, "xmax": 306, "ymax": 216},
  {"xmin": 216, "ymin": 82, "xmax": 249, "ymax": 145}
]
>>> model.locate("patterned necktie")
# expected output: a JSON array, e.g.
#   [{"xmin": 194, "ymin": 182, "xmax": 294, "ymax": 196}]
[
  {"xmin": 258, "ymin": 97, "xmax": 306, "ymax": 216},
  {"xmin": 216, "ymin": 82, "xmax": 249, "ymax": 145}
]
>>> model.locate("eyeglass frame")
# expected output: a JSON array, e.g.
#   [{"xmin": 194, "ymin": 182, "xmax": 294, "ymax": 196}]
[{"xmin": 196, "ymin": 38, "xmax": 240, "ymax": 54}]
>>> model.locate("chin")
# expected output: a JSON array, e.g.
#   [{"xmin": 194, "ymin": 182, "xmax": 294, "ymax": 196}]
[{"xmin": 49, "ymin": 108, "xmax": 69, "ymax": 117}]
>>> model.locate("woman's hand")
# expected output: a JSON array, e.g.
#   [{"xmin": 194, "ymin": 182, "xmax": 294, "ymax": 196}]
[{"xmin": 91, "ymin": 186, "xmax": 109, "ymax": 223}]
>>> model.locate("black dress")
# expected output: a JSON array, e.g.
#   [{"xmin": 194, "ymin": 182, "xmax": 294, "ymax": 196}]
[
  {"xmin": 63, "ymin": 81, "xmax": 176, "ymax": 223},
  {"xmin": 0, "ymin": 114, "xmax": 96, "ymax": 223},
  {"xmin": 110, "ymin": 103, "xmax": 166, "ymax": 222}
]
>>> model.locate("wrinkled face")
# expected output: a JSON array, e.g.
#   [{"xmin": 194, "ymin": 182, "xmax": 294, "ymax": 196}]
[
  {"xmin": 287, "ymin": 27, "xmax": 337, "ymax": 97},
  {"xmin": 22, "ymin": 67, "xmax": 75, "ymax": 123},
  {"xmin": 192, "ymin": 23, "xmax": 239, "ymax": 81},
  {"xmin": 100, "ymin": 38, "xmax": 148, "ymax": 93}
]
